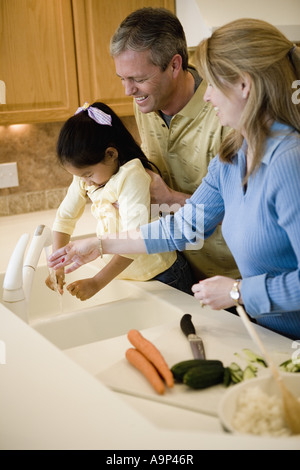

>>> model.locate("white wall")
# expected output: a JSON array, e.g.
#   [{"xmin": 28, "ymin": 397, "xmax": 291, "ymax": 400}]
[{"xmin": 176, "ymin": 0, "xmax": 300, "ymax": 46}]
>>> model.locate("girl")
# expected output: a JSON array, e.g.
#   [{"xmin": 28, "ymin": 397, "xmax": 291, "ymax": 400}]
[{"xmin": 46, "ymin": 102, "xmax": 193, "ymax": 300}]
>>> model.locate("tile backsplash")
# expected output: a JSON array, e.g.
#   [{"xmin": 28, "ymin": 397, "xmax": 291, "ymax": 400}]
[{"xmin": 0, "ymin": 116, "xmax": 139, "ymax": 216}]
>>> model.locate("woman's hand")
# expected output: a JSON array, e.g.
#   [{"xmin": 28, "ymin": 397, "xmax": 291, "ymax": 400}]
[
  {"xmin": 192, "ymin": 276, "xmax": 242, "ymax": 310},
  {"xmin": 48, "ymin": 237, "xmax": 101, "ymax": 273}
]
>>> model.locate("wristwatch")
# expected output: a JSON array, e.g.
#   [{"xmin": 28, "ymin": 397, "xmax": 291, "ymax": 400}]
[{"xmin": 230, "ymin": 280, "xmax": 241, "ymax": 305}]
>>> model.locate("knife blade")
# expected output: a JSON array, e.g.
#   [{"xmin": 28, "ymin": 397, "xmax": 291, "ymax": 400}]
[{"xmin": 180, "ymin": 313, "xmax": 206, "ymax": 359}]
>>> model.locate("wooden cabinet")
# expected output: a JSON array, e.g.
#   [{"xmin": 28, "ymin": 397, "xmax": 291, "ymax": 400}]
[
  {"xmin": 0, "ymin": 0, "xmax": 79, "ymax": 125},
  {"xmin": 0, "ymin": 0, "xmax": 175, "ymax": 125}
]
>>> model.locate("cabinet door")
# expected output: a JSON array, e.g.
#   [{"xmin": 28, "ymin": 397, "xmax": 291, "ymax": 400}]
[
  {"xmin": 72, "ymin": 0, "xmax": 175, "ymax": 116},
  {"xmin": 0, "ymin": 0, "xmax": 79, "ymax": 125}
]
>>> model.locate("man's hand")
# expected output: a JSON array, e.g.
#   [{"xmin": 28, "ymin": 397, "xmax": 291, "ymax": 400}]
[{"xmin": 146, "ymin": 169, "xmax": 189, "ymax": 206}]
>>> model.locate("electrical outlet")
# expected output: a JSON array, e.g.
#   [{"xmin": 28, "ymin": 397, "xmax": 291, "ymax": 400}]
[
  {"xmin": 0, "ymin": 80, "xmax": 5, "ymax": 104},
  {"xmin": 0, "ymin": 162, "xmax": 19, "ymax": 189}
]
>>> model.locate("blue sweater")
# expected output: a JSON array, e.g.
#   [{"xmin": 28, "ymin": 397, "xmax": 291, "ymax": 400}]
[{"xmin": 141, "ymin": 122, "xmax": 300, "ymax": 339}]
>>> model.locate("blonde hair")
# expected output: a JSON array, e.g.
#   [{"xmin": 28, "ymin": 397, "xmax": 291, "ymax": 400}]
[{"xmin": 195, "ymin": 18, "xmax": 300, "ymax": 178}]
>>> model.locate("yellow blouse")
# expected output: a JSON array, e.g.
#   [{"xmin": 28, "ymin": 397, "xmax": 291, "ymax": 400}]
[{"xmin": 53, "ymin": 159, "xmax": 176, "ymax": 280}]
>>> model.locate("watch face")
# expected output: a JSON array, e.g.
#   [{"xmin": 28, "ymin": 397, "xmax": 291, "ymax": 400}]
[{"xmin": 230, "ymin": 290, "xmax": 240, "ymax": 300}]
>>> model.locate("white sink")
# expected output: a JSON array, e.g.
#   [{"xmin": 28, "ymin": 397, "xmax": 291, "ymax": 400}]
[{"xmin": 1, "ymin": 264, "xmax": 183, "ymax": 350}]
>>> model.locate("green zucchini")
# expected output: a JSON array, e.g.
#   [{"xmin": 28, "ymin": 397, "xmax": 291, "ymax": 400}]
[
  {"xmin": 279, "ymin": 359, "xmax": 300, "ymax": 373},
  {"xmin": 243, "ymin": 365, "xmax": 257, "ymax": 380},
  {"xmin": 228, "ymin": 362, "xmax": 244, "ymax": 383},
  {"xmin": 182, "ymin": 363, "xmax": 225, "ymax": 390},
  {"xmin": 242, "ymin": 348, "xmax": 267, "ymax": 367},
  {"xmin": 223, "ymin": 367, "xmax": 232, "ymax": 387},
  {"xmin": 171, "ymin": 359, "xmax": 224, "ymax": 382}
]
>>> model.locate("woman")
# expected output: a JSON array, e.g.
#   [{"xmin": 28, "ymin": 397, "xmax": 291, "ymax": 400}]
[{"xmin": 48, "ymin": 19, "xmax": 300, "ymax": 339}]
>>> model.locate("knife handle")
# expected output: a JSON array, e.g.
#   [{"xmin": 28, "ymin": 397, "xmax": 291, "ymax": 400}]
[{"xmin": 180, "ymin": 314, "xmax": 196, "ymax": 336}]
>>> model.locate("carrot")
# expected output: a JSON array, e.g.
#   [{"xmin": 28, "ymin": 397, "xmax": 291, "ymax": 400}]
[
  {"xmin": 127, "ymin": 329, "xmax": 174, "ymax": 388},
  {"xmin": 125, "ymin": 348, "xmax": 165, "ymax": 395}
]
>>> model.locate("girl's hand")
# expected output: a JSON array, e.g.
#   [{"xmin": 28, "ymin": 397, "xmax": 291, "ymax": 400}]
[
  {"xmin": 45, "ymin": 267, "xmax": 65, "ymax": 295},
  {"xmin": 191, "ymin": 276, "xmax": 241, "ymax": 310},
  {"xmin": 67, "ymin": 277, "xmax": 100, "ymax": 301},
  {"xmin": 48, "ymin": 237, "xmax": 101, "ymax": 273}
]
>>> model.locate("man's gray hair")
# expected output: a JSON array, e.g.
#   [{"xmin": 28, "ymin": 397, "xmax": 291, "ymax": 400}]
[{"xmin": 110, "ymin": 7, "xmax": 189, "ymax": 71}]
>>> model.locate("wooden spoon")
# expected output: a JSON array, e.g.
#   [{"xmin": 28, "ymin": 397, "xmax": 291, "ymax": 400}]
[{"xmin": 236, "ymin": 305, "xmax": 300, "ymax": 435}]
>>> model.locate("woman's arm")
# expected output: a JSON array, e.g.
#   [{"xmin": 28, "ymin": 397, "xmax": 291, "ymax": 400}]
[{"xmin": 48, "ymin": 231, "xmax": 147, "ymax": 273}]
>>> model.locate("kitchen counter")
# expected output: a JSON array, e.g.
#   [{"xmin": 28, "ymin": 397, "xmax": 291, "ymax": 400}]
[{"xmin": 1, "ymin": 209, "xmax": 299, "ymax": 450}]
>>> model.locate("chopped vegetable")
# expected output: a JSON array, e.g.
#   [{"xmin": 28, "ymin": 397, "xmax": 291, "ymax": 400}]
[
  {"xmin": 242, "ymin": 348, "xmax": 267, "ymax": 367},
  {"xmin": 228, "ymin": 362, "xmax": 244, "ymax": 384},
  {"xmin": 243, "ymin": 365, "xmax": 257, "ymax": 380},
  {"xmin": 279, "ymin": 359, "xmax": 300, "ymax": 373}
]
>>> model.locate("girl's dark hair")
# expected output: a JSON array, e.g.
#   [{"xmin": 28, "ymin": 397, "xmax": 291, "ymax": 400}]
[{"xmin": 57, "ymin": 101, "xmax": 159, "ymax": 173}]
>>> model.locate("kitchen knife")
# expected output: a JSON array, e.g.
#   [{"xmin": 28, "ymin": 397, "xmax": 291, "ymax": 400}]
[{"xmin": 180, "ymin": 313, "xmax": 206, "ymax": 359}]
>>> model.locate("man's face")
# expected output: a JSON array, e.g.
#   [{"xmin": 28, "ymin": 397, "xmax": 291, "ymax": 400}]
[{"xmin": 114, "ymin": 49, "xmax": 175, "ymax": 114}]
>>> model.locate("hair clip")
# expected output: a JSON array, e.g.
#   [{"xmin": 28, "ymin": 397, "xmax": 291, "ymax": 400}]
[
  {"xmin": 288, "ymin": 44, "xmax": 297, "ymax": 59},
  {"xmin": 75, "ymin": 102, "xmax": 112, "ymax": 126}
]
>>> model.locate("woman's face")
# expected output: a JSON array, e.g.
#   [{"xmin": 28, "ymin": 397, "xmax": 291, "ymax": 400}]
[
  {"xmin": 64, "ymin": 148, "xmax": 119, "ymax": 188},
  {"xmin": 203, "ymin": 78, "xmax": 249, "ymax": 131}
]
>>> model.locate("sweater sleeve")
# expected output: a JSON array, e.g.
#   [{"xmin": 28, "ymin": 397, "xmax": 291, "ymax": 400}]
[
  {"xmin": 141, "ymin": 156, "xmax": 225, "ymax": 253},
  {"xmin": 52, "ymin": 176, "xmax": 87, "ymax": 235}
]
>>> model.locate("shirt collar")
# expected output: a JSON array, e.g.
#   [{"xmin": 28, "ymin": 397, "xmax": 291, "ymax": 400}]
[
  {"xmin": 239, "ymin": 121, "xmax": 295, "ymax": 166},
  {"xmin": 175, "ymin": 79, "xmax": 209, "ymax": 120}
]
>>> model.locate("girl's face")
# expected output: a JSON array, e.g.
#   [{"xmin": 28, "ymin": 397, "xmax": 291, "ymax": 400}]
[
  {"xmin": 203, "ymin": 77, "xmax": 250, "ymax": 132},
  {"xmin": 64, "ymin": 148, "xmax": 119, "ymax": 188}
]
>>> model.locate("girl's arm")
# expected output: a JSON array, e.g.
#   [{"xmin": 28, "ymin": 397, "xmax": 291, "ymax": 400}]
[
  {"xmin": 66, "ymin": 254, "xmax": 133, "ymax": 300},
  {"xmin": 52, "ymin": 231, "xmax": 71, "ymax": 252},
  {"xmin": 92, "ymin": 254, "xmax": 133, "ymax": 286},
  {"xmin": 48, "ymin": 176, "xmax": 87, "ymax": 292}
]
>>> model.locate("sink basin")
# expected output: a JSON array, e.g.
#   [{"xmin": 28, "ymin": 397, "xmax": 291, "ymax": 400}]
[{"xmin": 1, "ymin": 264, "xmax": 183, "ymax": 350}]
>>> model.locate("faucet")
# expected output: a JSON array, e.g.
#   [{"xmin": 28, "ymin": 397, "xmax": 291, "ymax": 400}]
[{"xmin": 2, "ymin": 225, "xmax": 52, "ymax": 322}]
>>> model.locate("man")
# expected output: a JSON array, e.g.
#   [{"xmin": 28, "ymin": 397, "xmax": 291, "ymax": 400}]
[{"xmin": 110, "ymin": 7, "xmax": 240, "ymax": 282}]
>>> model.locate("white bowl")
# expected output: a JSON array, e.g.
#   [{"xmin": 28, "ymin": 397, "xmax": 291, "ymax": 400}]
[{"xmin": 218, "ymin": 373, "xmax": 300, "ymax": 437}]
